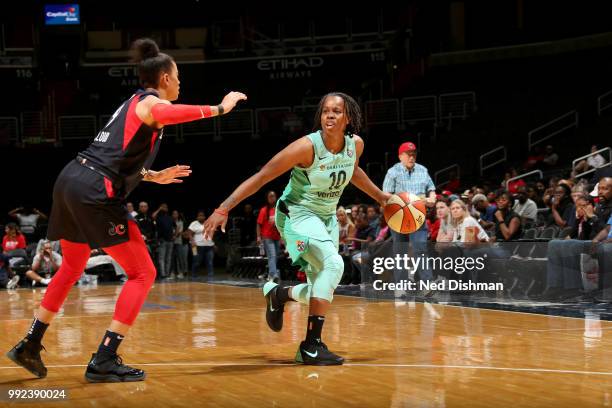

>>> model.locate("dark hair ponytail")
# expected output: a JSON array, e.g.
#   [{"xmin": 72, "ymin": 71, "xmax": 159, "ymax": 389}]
[{"xmin": 131, "ymin": 38, "xmax": 174, "ymax": 88}]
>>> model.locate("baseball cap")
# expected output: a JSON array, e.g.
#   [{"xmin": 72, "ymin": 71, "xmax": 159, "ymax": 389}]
[{"xmin": 398, "ymin": 142, "xmax": 417, "ymax": 155}]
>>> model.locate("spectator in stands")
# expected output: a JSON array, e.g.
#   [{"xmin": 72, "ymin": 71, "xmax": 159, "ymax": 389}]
[
  {"xmin": 349, "ymin": 205, "xmax": 360, "ymax": 224},
  {"xmin": 336, "ymin": 206, "xmax": 355, "ymax": 254},
  {"xmin": 375, "ymin": 214, "xmax": 390, "ymax": 241},
  {"xmin": 573, "ymin": 145, "xmax": 606, "ymax": 177},
  {"xmin": 445, "ymin": 170, "xmax": 461, "ymax": 193},
  {"xmin": 493, "ymin": 191, "xmax": 522, "ymax": 241},
  {"xmin": 347, "ymin": 213, "xmax": 376, "ymax": 284},
  {"xmin": 126, "ymin": 202, "xmax": 138, "ymax": 219},
  {"xmin": 502, "ymin": 168, "xmax": 526, "ymax": 195},
  {"xmin": 0, "ymin": 253, "xmax": 20, "ymax": 290},
  {"xmin": 542, "ymin": 177, "xmax": 561, "ymax": 208},
  {"xmin": 2, "ymin": 223, "xmax": 26, "ymax": 257},
  {"xmin": 382, "ymin": 141, "xmax": 436, "ymax": 283},
  {"xmin": 238, "ymin": 203, "xmax": 256, "ymax": 246},
  {"xmin": 257, "ymin": 191, "xmax": 281, "ymax": 283},
  {"xmin": 527, "ymin": 184, "xmax": 545, "ymax": 208},
  {"xmin": 472, "ymin": 193, "xmax": 496, "ymax": 231},
  {"xmin": 563, "ymin": 194, "xmax": 596, "ymax": 239},
  {"xmin": 513, "ymin": 185, "xmax": 538, "ymax": 227},
  {"xmin": 366, "ymin": 205, "xmax": 380, "ymax": 234},
  {"xmin": 544, "ymin": 177, "xmax": 612, "ymax": 299},
  {"xmin": 542, "ymin": 145, "xmax": 559, "ymax": 167},
  {"xmin": 25, "ymin": 240, "xmax": 62, "ymax": 287},
  {"xmin": 135, "ymin": 201, "xmax": 155, "ymax": 245},
  {"xmin": 189, "ymin": 211, "xmax": 215, "ymax": 278},
  {"xmin": 548, "ymin": 183, "xmax": 575, "ymax": 228},
  {"xmin": 524, "ymin": 146, "xmax": 544, "ymax": 170},
  {"xmin": 431, "ymin": 198, "xmax": 452, "ymax": 242},
  {"xmin": 152, "ymin": 203, "xmax": 174, "ymax": 280},
  {"xmin": 8, "ymin": 206, "xmax": 47, "ymax": 241},
  {"xmin": 172, "ymin": 210, "xmax": 188, "ymax": 279},
  {"xmin": 593, "ymin": 214, "xmax": 612, "ymax": 295},
  {"xmin": 447, "ymin": 200, "xmax": 489, "ymax": 243}
]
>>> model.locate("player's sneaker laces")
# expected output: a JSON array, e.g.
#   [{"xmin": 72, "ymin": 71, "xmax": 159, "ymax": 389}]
[
  {"xmin": 263, "ymin": 281, "xmax": 285, "ymax": 332},
  {"xmin": 295, "ymin": 341, "xmax": 344, "ymax": 366},
  {"xmin": 6, "ymin": 338, "xmax": 47, "ymax": 378},
  {"xmin": 84, "ymin": 353, "xmax": 146, "ymax": 383}
]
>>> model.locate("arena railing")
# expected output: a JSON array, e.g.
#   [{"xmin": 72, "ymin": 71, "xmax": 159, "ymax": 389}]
[
  {"xmin": 527, "ymin": 110, "xmax": 578, "ymax": 151},
  {"xmin": 365, "ymin": 99, "xmax": 400, "ymax": 127},
  {"xmin": 597, "ymin": 90, "xmax": 612, "ymax": 116},
  {"xmin": 401, "ymin": 95, "xmax": 437, "ymax": 124},
  {"xmin": 0, "ymin": 116, "xmax": 19, "ymax": 144},
  {"xmin": 505, "ymin": 169, "xmax": 543, "ymax": 190},
  {"xmin": 439, "ymin": 91, "xmax": 476, "ymax": 120},
  {"xmin": 572, "ymin": 146, "xmax": 612, "ymax": 179},
  {"xmin": 480, "ymin": 145, "xmax": 507, "ymax": 176},
  {"xmin": 58, "ymin": 115, "xmax": 98, "ymax": 141},
  {"xmin": 435, "ymin": 164, "xmax": 460, "ymax": 188},
  {"xmin": 254, "ymin": 107, "xmax": 292, "ymax": 138}
]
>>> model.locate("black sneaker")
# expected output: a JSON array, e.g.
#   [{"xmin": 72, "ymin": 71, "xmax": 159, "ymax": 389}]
[
  {"xmin": 263, "ymin": 281, "xmax": 284, "ymax": 332},
  {"xmin": 295, "ymin": 341, "xmax": 344, "ymax": 366},
  {"xmin": 84, "ymin": 353, "xmax": 146, "ymax": 383},
  {"xmin": 6, "ymin": 339, "xmax": 47, "ymax": 378}
]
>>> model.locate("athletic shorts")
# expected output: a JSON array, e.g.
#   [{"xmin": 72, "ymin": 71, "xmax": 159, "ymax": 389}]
[
  {"xmin": 276, "ymin": 200, "xmax": 339, "ymax": 273},
  {"xmin": 47, "ymin": 160, "xmax": 130, "ymax": 248}
]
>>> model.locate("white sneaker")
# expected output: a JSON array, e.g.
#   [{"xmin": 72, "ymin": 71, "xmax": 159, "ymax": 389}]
[
  {"xmin": 40, "ymin": 278, "xmax": 51, "ymax": 286},
  {"xmin": 178, "ymin": 273, "xmax": 184, "ymax": 279},
  {"xmin": 6, "ymin": 275, "xmax": 19, "ymax": 290}
]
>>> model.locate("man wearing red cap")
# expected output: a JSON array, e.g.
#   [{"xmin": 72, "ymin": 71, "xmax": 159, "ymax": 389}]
[{"xmin": 383, "ymin": 141, "xmax": 437, "ymax": 296}]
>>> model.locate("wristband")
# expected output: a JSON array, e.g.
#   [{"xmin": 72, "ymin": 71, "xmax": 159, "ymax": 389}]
[{"xmin": 217, "ymin": 104, "xmax": 224, "ymax": 115}]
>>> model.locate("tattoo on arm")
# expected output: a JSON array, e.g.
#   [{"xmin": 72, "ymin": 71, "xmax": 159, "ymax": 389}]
[{"xmin": 220, "ymin": 195, "xmax": 237, "ymax": 210}]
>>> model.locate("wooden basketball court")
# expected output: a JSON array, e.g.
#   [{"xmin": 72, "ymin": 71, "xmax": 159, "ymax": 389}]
[{"xmin": 1, "ymin": 282, "xmax": 611, "ymax": 407}]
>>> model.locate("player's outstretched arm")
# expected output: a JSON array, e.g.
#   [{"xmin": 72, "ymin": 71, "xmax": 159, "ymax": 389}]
[
  {"xmin": 203, "ymin": 137, "xmax": 314, "ymax": 238},
  {"xmin": 350, "ymin": 136, "xmax": 391, "ymax": 206},
  {"xmin": 136, "ymin": 91, "xmax": 247, "ymax": 127}
]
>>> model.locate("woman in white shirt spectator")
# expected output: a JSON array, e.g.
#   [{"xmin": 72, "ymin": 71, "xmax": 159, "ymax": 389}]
[
  {"xmin": 448, "ymin": 199, "xmax": 489, "ymax": 243},
  {"xmin": 188, "ymin": 211, "xmax": 215, "ymax": 279}
]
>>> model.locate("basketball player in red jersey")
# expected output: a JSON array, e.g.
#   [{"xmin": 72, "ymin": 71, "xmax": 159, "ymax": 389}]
[{"xmin": 6, "ymin": 38, "xmax": 247, "ymax": 383}]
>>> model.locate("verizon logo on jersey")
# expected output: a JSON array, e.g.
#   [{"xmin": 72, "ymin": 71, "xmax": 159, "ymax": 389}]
[
  {"xmin": 94, "ymin": 131, "xmax": 110, "ymax": 143},
  {"xmin": 317, "ymin": 191, "xmax": 342, "ymax": 199}
]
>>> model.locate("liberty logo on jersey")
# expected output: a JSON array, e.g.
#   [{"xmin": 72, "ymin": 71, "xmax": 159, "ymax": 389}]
[
  {"xmin": 108, "ymin": 222, "xmax": 127, "ymax": 236},
  {"xmin": 296, "ymin": 240, "xmax": 306, "ymax": 252},
  {"xmin": 347, "ymin": 149, "xmax": 353, "ymax": 158}
]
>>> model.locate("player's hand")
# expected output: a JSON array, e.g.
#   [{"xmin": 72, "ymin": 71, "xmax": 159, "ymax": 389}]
[
  {"xmin": 204, "ymin": 211, "xmax": 228, "ymax": 240},
  {"xmin": 425, "ymin": 196, "xmax": 436, "ymax": 207},
  {"xmin": 220, "ymin": 91, "xmax": 247, "ymax": 115},
  {"xmin": 379, "ymin": 192, "xmax": 393, "ymax": 207},
  {"xmin": 151, "ymin": 165, "xmax": 192, "ymax": 184}
]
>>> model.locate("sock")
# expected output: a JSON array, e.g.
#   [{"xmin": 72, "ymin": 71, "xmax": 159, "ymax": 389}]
[
  {"xmin": 25, "ymin": 318, "xmax": 49, "ymax": 343},
  {"xmin": 277, "ymin": 286, "xmax": 295, "ymax": 304},
  {"xmin": 305, "ymin": 315, "xmax": 325, "ymax": 345},
  {"xmin": 96, "ymin": 331, "xmax": 124, "ymax": 359}
]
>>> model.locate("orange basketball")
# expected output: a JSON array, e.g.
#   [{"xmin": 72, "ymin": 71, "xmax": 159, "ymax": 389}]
[{"xmin": 383, "ymin": 192, "xmax": 427, "ymax": 234}]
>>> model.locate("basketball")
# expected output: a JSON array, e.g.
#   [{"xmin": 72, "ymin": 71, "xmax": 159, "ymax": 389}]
[{"xmin": 383, "ymin": 192, "xmax": 427, "ymax": 234}]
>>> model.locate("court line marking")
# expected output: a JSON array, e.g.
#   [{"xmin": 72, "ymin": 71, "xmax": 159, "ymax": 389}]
[{"xmin": 0, "ymin": 362, "xmax": 611, "ymax": 376}]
